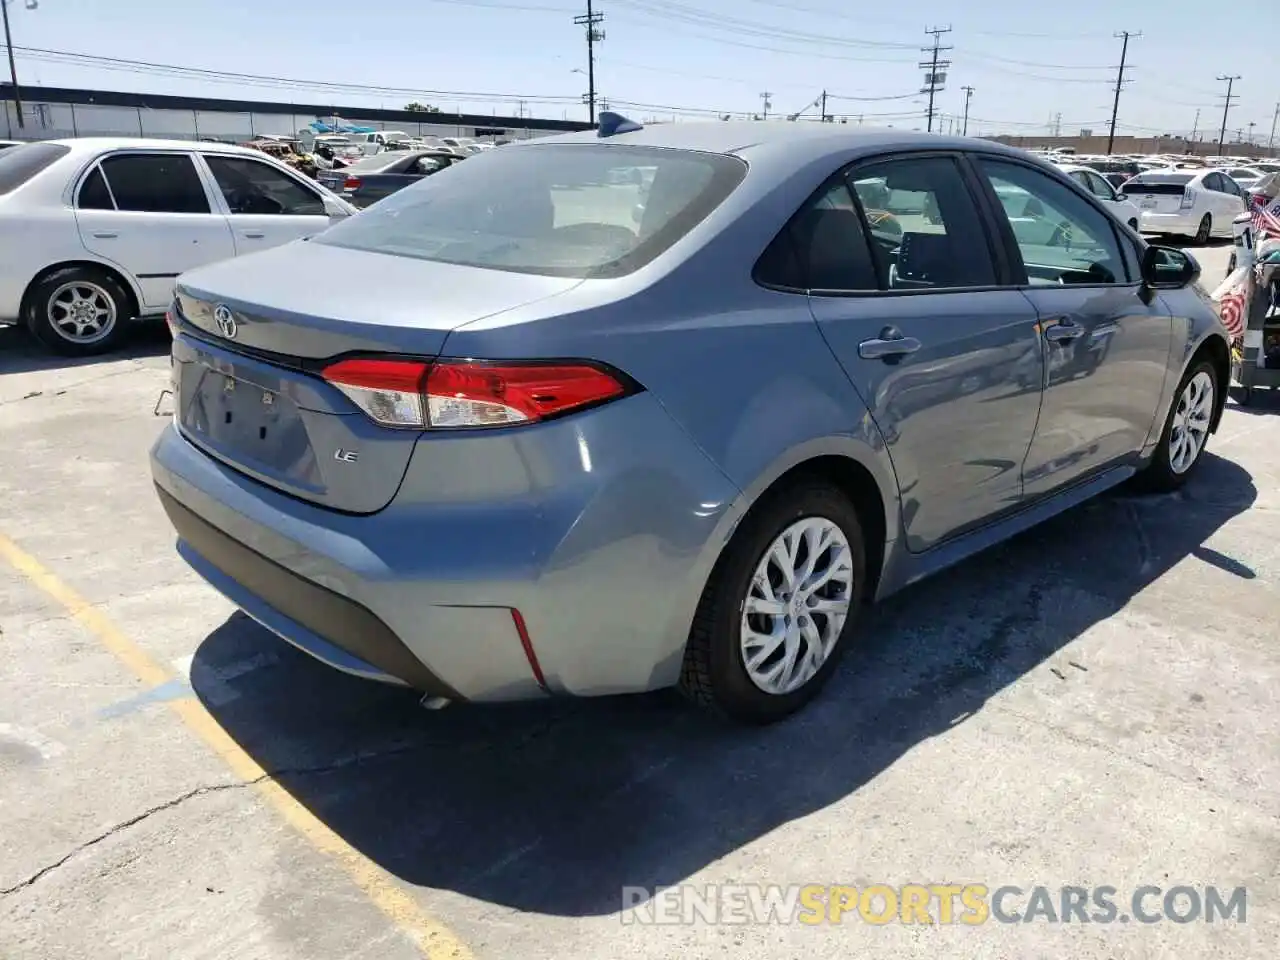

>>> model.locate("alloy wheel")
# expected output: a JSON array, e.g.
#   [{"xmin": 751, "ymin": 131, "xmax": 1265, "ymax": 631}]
[
  {"xmin": 1169, "ymin": 370, "xmax": 1214, "ymax": 474},
  {"xmin": 46, "ymin": 281, "xmax": 118, "ymax": 345},
  {"xmin": 739, "ymin": 516, "xmax": 854, "ymax": 696}
]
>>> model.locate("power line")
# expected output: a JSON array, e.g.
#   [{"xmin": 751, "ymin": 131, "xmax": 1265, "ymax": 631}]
[
  {"xmin": 572, "ymin": 0, "xmax": 605, "ymax": 124},
  {"xmin": 1216, "ymin": 74, "xmax": 1241, "ymax": 156},
  {"xmin": 919, "ymin": 24, "xmax": 952, "ymax": 133},
  {"xmin": 1106, "ymin": 30, "xmax": 1139, "ymax": 155}
]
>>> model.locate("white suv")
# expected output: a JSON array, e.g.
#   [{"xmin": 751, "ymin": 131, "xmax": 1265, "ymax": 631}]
[{"xmin": 0, "ymin": 138, "xmax": 356, "ymax": 355}]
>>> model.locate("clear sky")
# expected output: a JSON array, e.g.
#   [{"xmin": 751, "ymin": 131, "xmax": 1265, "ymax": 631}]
[{"xmin": 5, "ymin": 0, "xmax": 1277, "ymax": 139}]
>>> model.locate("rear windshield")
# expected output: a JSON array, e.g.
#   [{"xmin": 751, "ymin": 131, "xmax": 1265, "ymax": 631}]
[
  {"xmin": 1129, "ymin": 173, "xmax": 1193, "ymax": 185},
  {"xmin": 0, "ymin": 142, "xmax": 71, "ymax": 195},
  {"xmin": 314, "ymin": 143, "xmax": 748, "ymax": 278},
  {"xmin": 345, "ymin": 153, "xmax": 412, "ymax": 172}
]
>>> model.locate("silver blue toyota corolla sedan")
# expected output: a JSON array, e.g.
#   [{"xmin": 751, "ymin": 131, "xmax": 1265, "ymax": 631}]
[{"xmin": 151, "ymin": 117, "xmax": 1230, "ymax": 723}]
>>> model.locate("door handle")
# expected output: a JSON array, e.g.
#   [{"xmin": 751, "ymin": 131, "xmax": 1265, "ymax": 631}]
[
  {"xmin": 242, "ymin": 231, "xmax": 266, "ymax": 239},
  {"xmin": 859, "ymin": 326, "xmax": 922, "ymax": 360},
  {"xmin": 1043, "ymin": 319, "xmax": 1085, "ymax": 342},
  {"xmin": 92, "ymin": 232, "xmax": 118, "ymax": 239}
]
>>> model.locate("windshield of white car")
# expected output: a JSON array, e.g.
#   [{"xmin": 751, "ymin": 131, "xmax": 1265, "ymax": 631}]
[
  {"xmin": 315, "ymin": 143, "xmax": 748, "ymax": 278},
  {"xmin": 0, "ymin": 142, "xmax": 71, "ymax": 195}
]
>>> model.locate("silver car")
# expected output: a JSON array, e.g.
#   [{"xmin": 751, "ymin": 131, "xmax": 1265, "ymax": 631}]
[{"xmin": 151, "ymin": 119, "xmax": 1229, "ymax": 723}]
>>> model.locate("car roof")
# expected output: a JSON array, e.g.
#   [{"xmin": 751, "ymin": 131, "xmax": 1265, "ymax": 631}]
[
  {"xmin": 528, "ymin": 120, "xmax": 1035, "ymax": 165},
  {"xmin": 45, "ymin": 136, "xmax": 272, "ymax": 158}
]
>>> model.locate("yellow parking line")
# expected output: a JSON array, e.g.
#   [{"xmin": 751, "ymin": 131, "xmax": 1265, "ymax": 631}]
[{"xmin": 0, "ymin": 531, "xmax": 473, "ymax": 960}]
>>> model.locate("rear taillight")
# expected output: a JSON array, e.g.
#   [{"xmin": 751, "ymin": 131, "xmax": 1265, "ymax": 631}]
[
  {"xmin": 343, "ymin": 175, "xmax": 361, "ymax": 190},
  {"xmin": 164, "ymin": 308, "xmax": 178, "ymax": 337},
  {"xmin": 321, "ymin": 358, "xmax": 632, "ymax": 429},
  {"xmin": 1180, "ymin": 189, "xmax": 1195, "ymax": 209}
]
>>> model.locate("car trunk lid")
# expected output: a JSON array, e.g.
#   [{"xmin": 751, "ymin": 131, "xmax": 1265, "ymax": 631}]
[
  {"xmin": 1126, "ymin": 179, "xmax": 1191, "ymax": 214},
  {"xmin": 171, "ymin": 240, "xmax": 581, "ymax": 513}
]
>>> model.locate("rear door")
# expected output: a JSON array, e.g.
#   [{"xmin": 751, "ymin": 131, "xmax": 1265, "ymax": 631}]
[
  {"xmin": 74, "ymin": 152, "xmax": 236, "ymax": 311},
  {"xmin": 199, "ymin": 153, "xmax": 335, "ymax": 254},
  {"xmin": 799, "ymin": 152, "xmax": 1045, "ymax": 553},
  {"xmin": 973, "ymin": 156, "xmax": 1172, "ymax": 496}
]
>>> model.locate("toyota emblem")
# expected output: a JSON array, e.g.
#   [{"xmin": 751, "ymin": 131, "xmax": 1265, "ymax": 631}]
[{"xmin": 213, "ymin": 304, "xmax": 237, "ymax": 339}]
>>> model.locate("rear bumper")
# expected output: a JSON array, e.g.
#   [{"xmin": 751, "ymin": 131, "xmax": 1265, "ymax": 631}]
[
  {"xmin": 150, "ymin": 393, "xmax": 741, "ymax": 701},
  {"xmin": 1137, "ymin": 210, "xmax": 1199, "ymax": 236}
]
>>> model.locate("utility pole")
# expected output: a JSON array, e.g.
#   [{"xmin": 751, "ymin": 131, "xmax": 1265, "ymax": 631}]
[
  {"xmin": 2, "ymin": 0, "xmax": 24, "ymax": 130},
  {"xmin": 1216, "ymin": 75, "xmax": 1240, "ymax": 156},
  {"xmin": 1269, "ymin": 101, "xmax": 1278, "ymax": 150},
  {"xmin": 572, "ymin": 0, "xmax": 604, "ymax": 125},
  {"xmin": 820, "ymin": 89, "xmax": 828, "ymax": 122},
  {"xmin": 759, "ymin": 91, "xmax": 772, "ymax": 120},
  {"xmin": 1191, "ymin": 107, "xmax": 1201, "ymax": 141},
  {"xmin": 919, "ymin": 25, "xmax": 952, "ymax": 133},
  {"xmin": 1107, "ymin": 30, "xmax": 1139, "ymax": 155},
  {"xmin": 961, "ymin": 85, "xmax": 974, "ymax": 136}
]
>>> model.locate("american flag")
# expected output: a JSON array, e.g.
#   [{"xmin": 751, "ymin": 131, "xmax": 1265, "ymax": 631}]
[
  {"xmin": 1218, "ymin": 288, "xmax": 1247, "ymax": 341},
  {"xmin": 1249, "ymin": 194, "xmax": 1280, "ymax": 240}
]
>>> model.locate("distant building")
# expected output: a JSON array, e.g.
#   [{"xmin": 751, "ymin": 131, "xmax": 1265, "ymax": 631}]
[{"xmin": 2, "ymin": 84, "xmax": 591, "ymax": 143}]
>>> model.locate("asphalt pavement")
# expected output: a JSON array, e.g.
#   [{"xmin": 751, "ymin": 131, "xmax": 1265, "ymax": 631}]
[{"xmin": 1, "ymin": 240, "xmax": 1277, "ymax": 959}]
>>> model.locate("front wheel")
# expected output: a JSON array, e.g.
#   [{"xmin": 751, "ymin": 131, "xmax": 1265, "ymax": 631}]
[
  {"xmin": 680, "ymin": 481, "xmax": 867, "ymax": 723},
  {"xmin": 1135, "ymin": 361, "xmax": 1218, "ymax": 493}
]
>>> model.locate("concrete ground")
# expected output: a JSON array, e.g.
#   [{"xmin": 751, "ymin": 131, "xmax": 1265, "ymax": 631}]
[{"xmin": 1, "ymin": 241, "xmax": 1277, "ymax": 959}]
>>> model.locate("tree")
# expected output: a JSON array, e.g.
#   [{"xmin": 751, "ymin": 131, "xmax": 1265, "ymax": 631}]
[{"xmin": 404, "ymin": 102, "xmax": 440, "ymax": 113}]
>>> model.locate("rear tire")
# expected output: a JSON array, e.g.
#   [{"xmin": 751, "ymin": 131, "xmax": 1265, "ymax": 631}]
[
  {"xmin": 25, "ymin": 267, "xmax": 131, "ymax": 357},
  {"xmin": 1135, "ymin": 360, "xmax": 1218, "ymax": 493},
  {"xmin": 679, "ymin": 481, "xmax": 868, "ymax": 724},
  {"xmin": 1193, "ymin": 214, "xmax": 1212, "ymax": 245}
]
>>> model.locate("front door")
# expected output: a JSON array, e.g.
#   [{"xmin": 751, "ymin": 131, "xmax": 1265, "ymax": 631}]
[
  {"xmin": 74, "ymin": 152, "xmax": 236, "ymax": 311},
  {"xmin": 801, "ymin": 153, "xmax": 1045, "ymax": 553},
  {"xmin": 973, "ymin": 156, "xmax": 1173, "ymax": 497},
  {"xmin": 200, "ymin": 154, "xmax": 335, "ymax": 255}
]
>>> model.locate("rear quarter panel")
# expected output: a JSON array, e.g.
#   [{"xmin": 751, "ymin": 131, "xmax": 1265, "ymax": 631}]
[{"xmin": 440, "ymin": 156, "xmax": 905, "ymax": 679}]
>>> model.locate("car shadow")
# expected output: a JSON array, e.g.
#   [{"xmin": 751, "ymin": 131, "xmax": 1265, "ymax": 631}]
[
  {"xmin": 1227, "ymin": 389, "xmax": 1280, "ymax": 415},
  {"xmin": 190, "ymin": 451, "xmax": 1255, "ymax": 918},
  {"xmin": 0, "ymin": 322, "xmax": 170, "ymax": 375}
]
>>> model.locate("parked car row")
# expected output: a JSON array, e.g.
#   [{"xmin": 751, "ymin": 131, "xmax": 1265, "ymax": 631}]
[
  {"xmin": 0, "ymin": 138, "xmax": 357, "ymax": 354},
  {"xmin": 1030, "ymin": 150, "xmax": 1269, "ymax": 244}
]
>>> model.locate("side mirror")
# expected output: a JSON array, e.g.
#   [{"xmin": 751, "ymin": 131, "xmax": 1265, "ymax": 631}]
[
  {"xmin": 1141, "ymin": 244, "xmax": 1200, "ymax": 289},
  {"xmin": 1115, "ymin": 191, "xmax": 1126, "ymax": 201},
  {"xmin": 323, "ymin": 196, "xmax": 353, "ymax": 219}
]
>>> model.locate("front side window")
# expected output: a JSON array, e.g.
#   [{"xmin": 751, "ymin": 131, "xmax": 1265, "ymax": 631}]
[
  {"xmin": 315, "ymin": 144, "xmax": 747, "ymax": 278},
  {"xmin": 98, "ymin": 154, "xmax": 210, "ymax": 214},
  {"xmin": 1085, "ymin": 171, "xmax": 1116, "ymax": 200},
  {"xmin": 978, "ymin": 158, "xmax": 1126, "ymax": 285},
  {"xmin": 204, "ymin": 156, "xmax": 326, "ymax": 216},
  {"xmin": 847, "ymin": 155, "xmax": 997, "ymax": 290}
]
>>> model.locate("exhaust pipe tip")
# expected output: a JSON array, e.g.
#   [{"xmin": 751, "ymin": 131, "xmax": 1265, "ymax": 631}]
[{"xmin": 419, "ymin": 695, "xmax": 451, "ymax": 711}]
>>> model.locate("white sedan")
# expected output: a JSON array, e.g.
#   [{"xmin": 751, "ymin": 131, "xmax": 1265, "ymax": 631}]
[
  {"xmin": 1057, "ymin": 163, "xmax": 1142, "ymax": 230},
  {"xmin": 0, "ymin": 138, "xmax": 356, "ymax": 355},
  {"xmin": 1122, "ymin": 168, "xmax": 1248, "ymax": 244}
]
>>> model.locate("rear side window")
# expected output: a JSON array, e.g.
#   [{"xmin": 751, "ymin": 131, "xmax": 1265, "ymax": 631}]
[
  {"xmin": 99, "ymin": 154, "xmax": 210, "ymax": 213},
  {"xmin": 0, "ymin": 142, "xmax": 71, "ymax": 196},
  {"xmin": 756, "ymin": 181, "xmax": 879, "ymax": 291},
  {"xmin": 204, "ymin": 156, "xmax": 326, "ymax": 216},
  {"xmin": 315, "ymin": 143, "xmax": 747, "ymax": 278},
  {"xmin": 77, "ymin": 166, "xmax": 115, "ymax": 210},
  {"xmin": 848, "ymin": 155, "xmax": 997, "ymax": 290}
]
